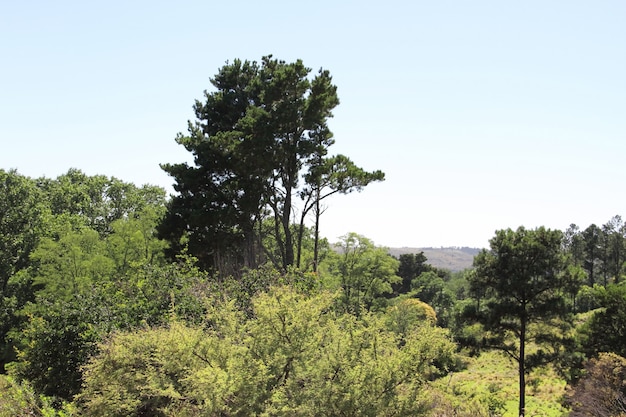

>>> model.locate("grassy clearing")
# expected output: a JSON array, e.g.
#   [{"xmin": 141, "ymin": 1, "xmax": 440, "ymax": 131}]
[{"xmin": 435, "ymin": 351, "xmax": 569, "ymax": 416}]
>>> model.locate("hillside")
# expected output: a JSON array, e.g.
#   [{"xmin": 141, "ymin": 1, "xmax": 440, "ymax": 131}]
[{"xmin": 387, "ymin": 247, "xmax": 481, "ymax": 272}]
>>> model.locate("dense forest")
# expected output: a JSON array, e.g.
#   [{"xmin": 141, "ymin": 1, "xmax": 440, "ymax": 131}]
[{"xmin": 1, "ymin": 57, "xmax": 625, "ymax": 417}]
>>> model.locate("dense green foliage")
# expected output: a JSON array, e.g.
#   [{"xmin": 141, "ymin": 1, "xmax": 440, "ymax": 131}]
[
  {"xmin": 578, "ymin": 283, "xmax": 626, "ymax": 358},
  {"xmin": 2, "ymin": 56, "xmax": 626, "ymax": 416},
  {"xmin": 324, "ymin": 233, "xmax": 401, "ymax": 314},
  {"xmin": 78, "ymin": 286, "xmax": 455, "ymax": 416},
  {"xmin": 565, "ymin": 352, "xmax": 626, "ymax": 417},
  {"xmin": 159, "ymin": 56, "xmax": 383, "ymax": 275},
  {"xmin": 465, "ymin": 227, "xmax": 580, "ymax": 417},
  {"xmin": 6, "ymin": 165, "xmax": 623, "ymax": 416},
  {"xmin": 0, "ymin": 374, "xmax": 76, "ymax": 417},
  {"xmin": 564, "ymin": 216, "xmax": 626, "ymax": 287}
]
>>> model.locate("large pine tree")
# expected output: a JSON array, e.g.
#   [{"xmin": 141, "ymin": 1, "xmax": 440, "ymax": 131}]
[
  {"xmin": 467, "ymin": 226, "xmax": 581, "ymax": 417},
  {"xmin": 160, "ymin": 56, "xmax": 382, "ymax": 275}
]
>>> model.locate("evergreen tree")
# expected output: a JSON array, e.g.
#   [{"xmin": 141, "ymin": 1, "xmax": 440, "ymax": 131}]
[
  {"xmin": 466, "ymin": 226, "xmax": 580, "ymax": 417},
  {"xmin": 160, "ymin": 56, "xmax": 382, "ymax": 275}
]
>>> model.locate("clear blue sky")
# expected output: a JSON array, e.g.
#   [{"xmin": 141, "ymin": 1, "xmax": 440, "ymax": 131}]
[{"xmin": 2, "ymin": 1, "xmax": 624, "ymax": 249}]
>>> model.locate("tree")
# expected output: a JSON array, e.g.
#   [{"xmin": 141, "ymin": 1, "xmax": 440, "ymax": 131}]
[
  {"xmin": 563, "ymin": 223, "xmax": 585, "ymax": 267},
  {"xmin": 106, "ymin": 207, "xmax": 168, "ymax": 275},
  {"xmin": 160, "ymin": 57, "xmax": 335, "ymax": 273},
  {"xmin": 411, "ymin": 271, "xmax": 455, "ymax": 327},
  {"xmin": 10, "ymin": 296, "xmax": 105, "ymax": 400},
  {"xmin": 8, "ymin": 207, "xmax": 192, "ymax": 400},
  {"xmin": 11, "ymin": 258, "xmax": 209, "ymax": 401},
  {"xmin": 38, "ymin": 169, "xmax": 166, "ymax": 236},
  {"xmin": 395, "ymin": 252, "xmax": 430, "ymax": 295},
  {"xmin": 466, "ymin": 226, "xmax": 580, "ymax": 417},
  {"xmin": 30, "ymin": 228, "xmax": 115, "ymax": 301},
  {"xmin": 0, "ymin": 169, "xmax": 168, "ymax": 376},
  {"xmin": 160, "ymin": 56, "xmax": 382, "ymax": 275},
  {"xmin": 565, "ymin": 352, "xmax": 626, "ymax": 417},
  {"xmin": 582, "ymin": 224, "xmax": 602, "ymax": 287},
  {"xmin": 385, "ymin": 298, "xmax": 437, "ymax": 338},
  {"xmin": 297, "ymin": 154, "xmax": 384, "ymax": 271},
  {"xmin": 579, "ymin": 283, "xmax": 626, "ymax": 358},
  {"xmin": 0, "ymin": 170, "xmax": 46, "ymax": 297},
  {"xmin": 0, "ymin": 170, "xmax": 47, "ymax": 372},
  {"xmin": 326, "ymin": 233, "xmax": 400, "ymax": 314},
  {"xmin": 602, "ymin": 215, "xmax": 625, "ymax": 284}
]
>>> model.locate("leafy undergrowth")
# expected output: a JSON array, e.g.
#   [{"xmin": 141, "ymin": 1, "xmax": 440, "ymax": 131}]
[
  {"xmin": 434, "ymin": 351, "xmax": 569, "ymax": 417},
  {"xmin": 0, "ymin": 374, "xmax": 76, "ymax": 417}
]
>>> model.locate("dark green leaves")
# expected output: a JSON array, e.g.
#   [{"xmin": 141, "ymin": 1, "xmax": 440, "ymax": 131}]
[
  {"xmin": 467, "ymin": 226, "xmax": 580, "ymax": 417},
  {"xmin": 161, "ymin": 56, "xmax": 382, "ymax": 274}
]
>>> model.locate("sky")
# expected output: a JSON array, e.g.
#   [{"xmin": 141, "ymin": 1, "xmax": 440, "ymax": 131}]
[{"xmin": 1, "ymin": 1, "xmax": 625, "ymax": 249}]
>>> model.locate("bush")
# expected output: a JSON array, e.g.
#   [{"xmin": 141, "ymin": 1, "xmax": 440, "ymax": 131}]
[
  {"xmin": 0, "ymin": 375, "xmax": 76, "ymax": 417},
  {"xmin": 79, "ymin": 286, "xmax": 456, "ymax": 416},
  {"xmin": 565, "ymin": 352, "xmax": 626, "ymax": 416}
]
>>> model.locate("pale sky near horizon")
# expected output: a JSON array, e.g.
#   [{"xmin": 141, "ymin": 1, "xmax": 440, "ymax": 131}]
[{"xmin": 1, "ymin": 1, "xmax": 624, "ymax": 249}]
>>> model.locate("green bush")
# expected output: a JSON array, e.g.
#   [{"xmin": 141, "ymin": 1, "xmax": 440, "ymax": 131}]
[
  {"xmin": 0, "ymin": 375, "xmax": 76, "ymax": 417},
  {"xmin": 78, "ymin": 285, "xmax": 456, "ymax": 416}
]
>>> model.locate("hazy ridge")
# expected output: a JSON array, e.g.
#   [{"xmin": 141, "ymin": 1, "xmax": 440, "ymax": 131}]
[{"xmin": 387, "ymin": 246, "xmax": 481, "ymax": 272}]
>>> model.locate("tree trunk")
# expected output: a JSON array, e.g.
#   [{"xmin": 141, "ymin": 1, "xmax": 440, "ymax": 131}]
[
  {"xmin": 295, "ymin": 192, "xmax": 314, "ymax": 269},
  {"xmin": 519, "ymin": 314, "xmax": 526, "ymax": 417},
  {"xmin": 296, "ymin": 217, "xmax": 305, "ymax": 269},
  {"xmin": 283, "ymin": 188, "xmax": 294, "ymax": 269},
  {"xmin": 280, "ymin": 166, "xmax": 295, "ymax": 270},
  {"xmin": 313, "ymin": 187, "xmax": 321, "ymax": 272},
  {"xmin": 269, "ymin": 196, "xmax": 286, "ymax": 270}
]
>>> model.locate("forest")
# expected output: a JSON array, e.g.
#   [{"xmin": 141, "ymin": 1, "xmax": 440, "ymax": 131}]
[{"xmin": 1, "ymin": 57, "xmax": 625, "ymax": 417}]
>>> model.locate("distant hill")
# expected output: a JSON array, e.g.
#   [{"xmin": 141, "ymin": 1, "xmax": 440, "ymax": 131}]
[{"xmin": 387, "ymin": 247, "xmax": 481, "ymax": 272}]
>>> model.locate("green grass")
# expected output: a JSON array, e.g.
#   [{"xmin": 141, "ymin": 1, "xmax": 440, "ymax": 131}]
[{"xmin": 435, "ymin": 351, "xmax": 569, "ymax": 417}]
